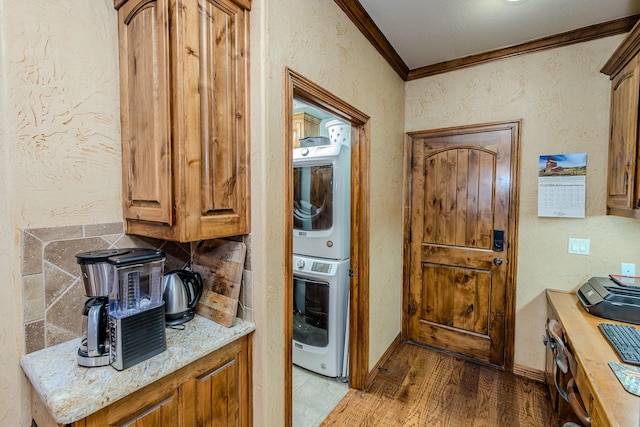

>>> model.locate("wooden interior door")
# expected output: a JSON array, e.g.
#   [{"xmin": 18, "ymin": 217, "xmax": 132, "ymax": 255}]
[{"xmin": 407, "ymin": 122, "xmax": 519, "ymax": 367}]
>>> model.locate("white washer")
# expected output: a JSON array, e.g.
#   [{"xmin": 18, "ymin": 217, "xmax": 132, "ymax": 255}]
[
  {"xmin": 292, "ymin": 254, "xmax": 349, "ymax": 377},
  {"xmin": 293, "ymin": 143, "xmax": 350, "ymax": 260}
]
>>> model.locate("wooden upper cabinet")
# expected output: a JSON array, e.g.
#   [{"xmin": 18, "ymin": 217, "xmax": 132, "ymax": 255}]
[
  {"xmin": 115, "ymin": 0, "xmax": 251, "ymax": 242},
  {"xmin": 606, "ymin": 57, "xmax": 640, "ymax": 214},
  {"xmin": 292, "ymin": 112, "xmax": 321, "ymax": 148},
  {"xmin": 118, "ymin": 0, "xmax": 173, "ymax": 227},
  {"xmin": 602, "ymin": 20, "xmax": 640, "ymax": 219}
]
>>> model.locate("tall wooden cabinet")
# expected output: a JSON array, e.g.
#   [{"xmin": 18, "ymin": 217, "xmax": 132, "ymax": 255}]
[
  {"xmin": 114, "ymin": 0, "xmax": 251, "ymax": 242},
  {"xmin": 601, "ymin": 20, "xmax": 640, "ymax": 219}
]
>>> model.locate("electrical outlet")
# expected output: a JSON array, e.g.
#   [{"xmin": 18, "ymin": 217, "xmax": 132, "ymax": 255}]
[{"xmin": 621, "ymin": 262, "xmax": 636, "ymax": 277}]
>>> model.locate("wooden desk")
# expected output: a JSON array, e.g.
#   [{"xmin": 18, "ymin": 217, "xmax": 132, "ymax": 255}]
[{"xmin": 546, "ymin": 290, "xmax": 640, "ymax": 427}]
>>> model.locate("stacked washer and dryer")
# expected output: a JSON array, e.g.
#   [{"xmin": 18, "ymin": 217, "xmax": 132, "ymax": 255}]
[{"xmin": 292, "ymin": 119, "xmax": 351, "ymax": 379}]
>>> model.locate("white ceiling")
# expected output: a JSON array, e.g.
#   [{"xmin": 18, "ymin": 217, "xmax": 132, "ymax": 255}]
[{"xmin": 359, "ymin": 0, "xmax": 640, "ymax": 70}]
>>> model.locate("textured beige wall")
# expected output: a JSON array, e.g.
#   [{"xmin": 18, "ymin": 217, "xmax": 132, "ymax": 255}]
[
  {"xmin": 4, "ymin": 1, "xmax": 631, "ymax": 425},
  {"xmin": 250, "ymin": 0, "xmax": 405, "ymax": 424},
  {"xmin": 7, "ymin": 0, "xmax": 122, "ymax": 225},
  {"xmin": 405, "ymin": 35, "xmax": 640, "ymax": 371},
  {"xmin": 1, "ymin": 0, "xmax": 121, "ymax": 425},
  {"xmin": 0, "ymin": 15, "xmax": 27, "ymax": 421}
]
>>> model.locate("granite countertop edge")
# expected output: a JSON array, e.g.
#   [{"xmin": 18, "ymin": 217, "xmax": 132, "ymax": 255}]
[{"xmin": 20, "ymin": 315, "xmax": 255, "ymax": 424}]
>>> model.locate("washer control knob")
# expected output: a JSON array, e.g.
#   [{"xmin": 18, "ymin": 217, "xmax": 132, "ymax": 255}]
[
  {"xmin": 301, "ymin": 147, "xmax": 310, "ymax": 156},
  {"xmin": 296, "ymin": 259, "xmax": 305, "ymax": 269}
]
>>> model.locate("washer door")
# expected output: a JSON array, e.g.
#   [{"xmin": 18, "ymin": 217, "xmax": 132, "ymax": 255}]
[{"xmin": 293, "ymin": 276, "xmax": 330, "ymax": 347}]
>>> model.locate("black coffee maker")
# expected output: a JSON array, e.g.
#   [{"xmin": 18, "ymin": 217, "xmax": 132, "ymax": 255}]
[{"xmin": 75, "ymin": 248, "xmax": 167, "ymax": 370}]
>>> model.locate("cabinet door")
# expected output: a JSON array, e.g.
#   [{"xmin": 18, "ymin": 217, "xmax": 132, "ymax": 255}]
[
  {"xmin": 190, "ymin": 336, "xmax": 251, "ymax": 426},
  {"xmin": 114, "ymin": 390, "xmax": 180, "ymax": 427},
  {"xmin": 117, "ymin": 0, "xmax": 173, "ymax": 226},
  {"xmin": 83, "ymin": 388, "xmax": 180, "ymax": 427},
  {"xmin": 195, "ymin": 359, "xmax": 240, "ymax": 426},
  {"xmin": 607, "ymin": 55, "xmax": 640, "ymax": 214},
  {"xmin": 183, "ymin": 0, "xmax": 250, "ymax": 240}
]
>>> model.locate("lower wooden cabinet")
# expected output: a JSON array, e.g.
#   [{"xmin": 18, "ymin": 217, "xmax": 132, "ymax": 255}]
[
  {"xmin": 107, "ymin": 388, "xmax": 181, "ymax": 427},
  {"xmin": 194, "ymin": 359, "xmax": 241, "ymax": 425},
  {"xmin": 34, "ymin": 335, "xmax": 252, "ymax": 427}
]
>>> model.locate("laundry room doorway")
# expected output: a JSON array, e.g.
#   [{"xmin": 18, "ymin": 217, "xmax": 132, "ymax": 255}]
[{"xmin": 284, "ymin": 68, "xmax": 371, "ymax": 427}]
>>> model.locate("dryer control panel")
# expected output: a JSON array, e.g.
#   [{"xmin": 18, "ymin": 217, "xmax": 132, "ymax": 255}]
[{"xmin": 294, "ymin": 255, "xmax": 337, "ymax": 276}]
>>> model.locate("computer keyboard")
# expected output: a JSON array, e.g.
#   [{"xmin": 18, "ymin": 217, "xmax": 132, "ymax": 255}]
[{"xmin": 599, "ymin": 323, "xmax": 640, "ymax": 365}]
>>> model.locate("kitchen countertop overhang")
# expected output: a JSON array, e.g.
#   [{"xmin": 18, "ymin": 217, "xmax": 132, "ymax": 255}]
[{"xmin": 20, "ymin": 315, "xmax": 255, "ymax": 425}]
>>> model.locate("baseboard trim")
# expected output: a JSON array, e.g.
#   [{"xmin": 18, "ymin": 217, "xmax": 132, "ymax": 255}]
[
  {"xmin": 513, "ymin": 363, "xmax": 546, "ymax": 383},
  {"xmin": 366, "ymin": 333, "xmax": 401, "ymax": 388}
]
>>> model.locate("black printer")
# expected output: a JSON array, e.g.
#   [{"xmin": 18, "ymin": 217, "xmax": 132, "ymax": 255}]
[{"xmin": 577, "ymin": 276, "xmax": 640, "ymax": 324}]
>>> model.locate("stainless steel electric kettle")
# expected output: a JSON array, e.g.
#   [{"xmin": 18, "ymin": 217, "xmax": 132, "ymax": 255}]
[{"xmin": 162, "ymin": 269, "xmax": 203, "ymax": 326}]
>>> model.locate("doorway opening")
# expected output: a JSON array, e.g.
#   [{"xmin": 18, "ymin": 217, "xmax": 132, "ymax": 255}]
[{"xmin": 284, "ymin": 68, "xmax": 371, "ymax": 427}]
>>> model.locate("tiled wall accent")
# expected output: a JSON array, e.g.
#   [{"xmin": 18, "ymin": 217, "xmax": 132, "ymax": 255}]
[{"xmin": 21, "ymin": 222, "xmax": 253, "ymax": 354}]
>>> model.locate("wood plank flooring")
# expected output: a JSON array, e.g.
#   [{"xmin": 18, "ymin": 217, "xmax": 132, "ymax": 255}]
[{"xmin": 321, "ymin": 342, "xmax": 553, "ymax": 427}]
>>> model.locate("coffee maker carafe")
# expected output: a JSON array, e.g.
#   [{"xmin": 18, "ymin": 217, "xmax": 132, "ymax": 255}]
[
  {"xmin": 78, "ymin": 297, "xmax": 109, "ymax": 365},
  {"xmin": 76, "ymin": 249, "xmax": 128, "ymax": 368}
]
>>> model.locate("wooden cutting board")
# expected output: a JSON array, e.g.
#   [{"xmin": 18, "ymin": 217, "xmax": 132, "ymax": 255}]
[{"xmin": 192, "ymin": 239, "xmax": 246, "ymax": 327}]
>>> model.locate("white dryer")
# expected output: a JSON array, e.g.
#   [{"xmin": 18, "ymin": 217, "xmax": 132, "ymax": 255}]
[{"xmin": 292, "ymin": 254, "xmax": 349, "ymax": 377}]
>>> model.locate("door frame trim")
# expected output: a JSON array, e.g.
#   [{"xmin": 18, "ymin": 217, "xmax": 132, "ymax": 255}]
[
  {"xmin": 402, "ymin": 120, "xmax": 521, "ymax": 371},
  {"xmin": 284, "ymin": 68, "xmax": 371, "ymax": 426}
]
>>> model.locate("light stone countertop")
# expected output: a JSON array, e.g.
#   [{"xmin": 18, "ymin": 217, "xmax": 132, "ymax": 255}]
[{"xmin": 20, "ymin": 315, "xmax": 255, "ymax": 425}]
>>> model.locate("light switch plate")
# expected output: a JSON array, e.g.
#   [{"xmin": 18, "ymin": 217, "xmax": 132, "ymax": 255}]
[{"xmin": 568, "ymin": 238, "xmax": 590, "ymax": 255}]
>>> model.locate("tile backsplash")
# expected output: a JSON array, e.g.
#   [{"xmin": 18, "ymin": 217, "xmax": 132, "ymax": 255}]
[{"xmin": 21, "ymin": 222, "xmax": 253, "ymax": 354}]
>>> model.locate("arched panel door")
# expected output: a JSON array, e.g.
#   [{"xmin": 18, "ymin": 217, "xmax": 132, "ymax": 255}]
[{"xmin": 408, "ymin": 122, "xmax": 519, "ymax": 367}]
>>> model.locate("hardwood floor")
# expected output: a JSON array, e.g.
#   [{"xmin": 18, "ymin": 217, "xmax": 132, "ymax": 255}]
[{"xmin": 321, "ymin": 342, "xmax": 553, "ymax": 426}]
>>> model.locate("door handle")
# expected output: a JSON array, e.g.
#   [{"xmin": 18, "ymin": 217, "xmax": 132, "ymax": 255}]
[{"xmin": 494, "ymin": 257, "xmax": 503, "ymax": 266}]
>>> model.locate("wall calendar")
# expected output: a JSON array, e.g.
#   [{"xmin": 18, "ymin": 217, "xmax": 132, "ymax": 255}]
[{"xmin": 538, "ymin": 153, "xmax": 586, "ymax": 218}]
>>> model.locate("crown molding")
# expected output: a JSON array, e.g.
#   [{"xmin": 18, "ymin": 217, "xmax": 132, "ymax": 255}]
[
  {"xmin": 333, "ymin": 0, "xmax": 409, "ymax": 80},
  {"xmin": 409, "ymin": 14, "xmax": 640, "ymax": 80},
  {"xmin": 601, "ymin": 17, "xmax": 640, "ymax": 76},
  {"xmin": 334, "ymin": 0, "xmax": 640, "ymax": 82}
]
